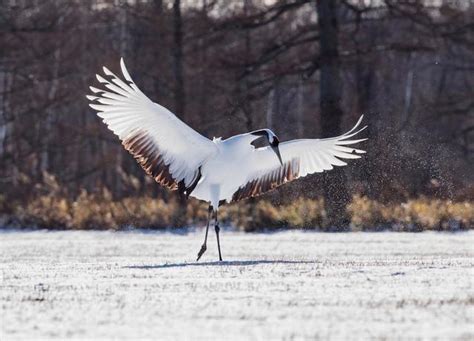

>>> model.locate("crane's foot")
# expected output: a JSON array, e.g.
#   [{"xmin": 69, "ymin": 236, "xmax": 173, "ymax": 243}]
[{"xmin": 196, "ymin": 244, "xmax": 207, "ymax": 261}]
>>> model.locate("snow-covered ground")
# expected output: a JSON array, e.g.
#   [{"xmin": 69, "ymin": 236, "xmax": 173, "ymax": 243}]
[{"xmin": 1, "ymin": 229, "xmax": 473, "ymax": 340}]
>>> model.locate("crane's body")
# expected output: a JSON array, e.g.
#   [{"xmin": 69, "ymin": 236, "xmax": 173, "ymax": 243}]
[
  {"xmin": 87, "ymin": 59, "xmax": 368, "ymax": 262},
  {"xmin": 190, "ymin": 134, "xmax": 279, "ymax": 208},
  {"xmin": 190, "ymin": 137, "xmax": 245, "ymax": 208}
]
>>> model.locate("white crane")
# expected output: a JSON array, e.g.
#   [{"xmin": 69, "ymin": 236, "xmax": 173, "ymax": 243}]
[{"xmin": 87, "ymin": 59, "xmax": 367, "ymax": 262}]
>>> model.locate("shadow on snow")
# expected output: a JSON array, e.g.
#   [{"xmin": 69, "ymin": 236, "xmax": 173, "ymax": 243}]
[{"xmin": 124, "ymin": 259, "xmax": 318, "ymax": 269}]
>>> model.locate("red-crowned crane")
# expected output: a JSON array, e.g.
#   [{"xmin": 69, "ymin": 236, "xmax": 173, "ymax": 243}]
[{"xmin": 87, "ymin": 59, "xmax": 367, "ymax": 262}]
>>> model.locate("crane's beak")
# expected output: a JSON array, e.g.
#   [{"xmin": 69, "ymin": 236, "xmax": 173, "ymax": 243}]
[{"xmin": 272, "ymin": 145, "xmax": 284, "ymax": 166}]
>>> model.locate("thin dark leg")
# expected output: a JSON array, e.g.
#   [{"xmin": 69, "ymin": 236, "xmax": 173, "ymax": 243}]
[
  {"xmin": 196, "ymin": 205, "xmax": 212, "ymax": 261},
  {"xmin": 214, "ymin": 210, "xmax": 223, "ymax": 261}
]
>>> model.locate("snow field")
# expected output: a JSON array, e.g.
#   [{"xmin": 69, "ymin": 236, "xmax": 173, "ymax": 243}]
[{"xmin": 1, "ymin": 230, "xmax": 473, "ymax": 340}]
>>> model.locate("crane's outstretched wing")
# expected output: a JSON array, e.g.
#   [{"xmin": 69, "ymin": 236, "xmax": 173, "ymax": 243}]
[
  {"xmin": 231, "ymin": 116, "xmax": 367, "ymax": 202},
  {"xmin": 87, "ymin": 58, "xmax": 217, "ymax": 195}
]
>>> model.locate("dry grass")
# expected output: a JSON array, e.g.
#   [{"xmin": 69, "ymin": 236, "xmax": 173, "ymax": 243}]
[
  {"xmin": 1, "ymin": 173, "xmax": 472, "ymax": 231},
  {"xmin": 348, "ymin": 195, "xmax": 473, "ymax": 231},
  {"xmin": 11, "ymin": 190, "xmax": 173, "ymax": 230},
  {"xmin": 2, "ymin": 191, "xmax": 472, "ymax": 231}
]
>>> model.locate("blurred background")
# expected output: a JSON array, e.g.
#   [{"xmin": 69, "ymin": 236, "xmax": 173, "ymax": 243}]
[{"xmin": 0, "ymin": 0, "xmax": 473, "ymax": 230}]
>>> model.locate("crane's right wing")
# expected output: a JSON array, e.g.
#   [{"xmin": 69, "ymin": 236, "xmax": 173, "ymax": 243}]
[
  {"xmin": 230, "ymin": 116, "xmax": 367, "ymax": 202},
  {"xmin": 87, "ymin": 58, "xmax": 217, "ymax": 195}
]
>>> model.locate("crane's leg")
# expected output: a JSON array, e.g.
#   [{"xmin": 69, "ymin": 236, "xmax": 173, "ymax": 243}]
[
  {"xmin": 196, "ymin": 205, "xmax": 213, "ymax": 261},
  {"xmin": 214, "ymin": 210, "xmax": 223, "ymax": 261}
]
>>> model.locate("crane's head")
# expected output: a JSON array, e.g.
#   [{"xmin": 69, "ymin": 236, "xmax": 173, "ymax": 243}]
[{"xmin": 250, "ymin": 129, "xmax": 283, "ymax": 166}]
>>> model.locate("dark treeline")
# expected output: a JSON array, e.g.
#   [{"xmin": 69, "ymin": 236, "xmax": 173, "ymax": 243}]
[{"xmin": 0, "ymin": 0, "xmax": 473, "ymax": 227}]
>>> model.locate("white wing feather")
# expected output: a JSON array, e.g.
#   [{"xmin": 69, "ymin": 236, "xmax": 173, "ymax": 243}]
[
  {"xmin": 87, "ymin": 58, "xmax": 217, "ymax": 188},
  {"xmin": 230, "ymin": 116, "xmax": 367, "ymax": 201},
  {"xmin": 281, "ymin": 115, "xmax": 367, "ymax": 177}
]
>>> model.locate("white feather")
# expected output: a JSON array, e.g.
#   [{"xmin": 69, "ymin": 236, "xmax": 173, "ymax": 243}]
[{"xmin": 87, "ymin": 58, "xmax": 217, "ymax": 186}]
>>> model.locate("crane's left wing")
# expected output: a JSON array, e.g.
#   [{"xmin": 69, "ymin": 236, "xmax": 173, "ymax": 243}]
[
  {"xmin": 87, "ymin": 59, "xmax": 217, "ymax": 195},
  {"xmin": 230, "ymin": 116, "xmax": 367, "ymax": 202}
]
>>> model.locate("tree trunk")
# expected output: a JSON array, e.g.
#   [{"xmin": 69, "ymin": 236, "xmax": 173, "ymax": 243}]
[
  {"xmin": 355, "ymin": 47, "xmax": 377, "ymax": 199},
  {"xmin": 115, "ymin": 0, "xmax": 128, "ymax": 197},
  {"xmin": 41, "ymin": 44, "xmax": 61, "ymax": 176},
  {"xmin": 173, "ymin": 0, "xmax": 185, "ymax": 119},
  {"xmin": 0, "ymin": 60, "xmax": 7, "ymax": 160},
  {"xmin": 172, "ymin": 0, "xmax": 187, "ymax": 226},
  {"xmin": 154, "ymin": 0, "xmax": 163, "ymax": 13},
  {"xmin": 0, "ymin": 56, "xmax": 14, "ymax": 184},
  {"xmin": 316, "ymin": 0, "xmax": 350, "ymax": 230},
  {"xmin": 295, "ymin": 80, "xmax": 304, "ymax": 138},
  {"xmin": 240, "ymin": 0, "xmax": 254, "ymax": 131},
  {"xmin": 266, "ymin": 87, "xmax": 275, "ymax": 129},
  {"xmin": 153, "ymin": 0, "xmax": 163, "ymax": 98}
]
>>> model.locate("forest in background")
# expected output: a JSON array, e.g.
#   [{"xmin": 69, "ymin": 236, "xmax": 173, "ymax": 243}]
[{"xmin": 0, "ymin": 0, "xmax": 473, "ymax": 230}]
